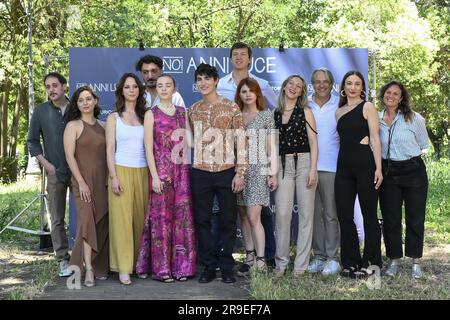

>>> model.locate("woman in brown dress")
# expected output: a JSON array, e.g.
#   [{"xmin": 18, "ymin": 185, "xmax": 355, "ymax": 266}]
[{"xmin": 64, "ymin": 86, "xmax": 109, "ymax": 287}]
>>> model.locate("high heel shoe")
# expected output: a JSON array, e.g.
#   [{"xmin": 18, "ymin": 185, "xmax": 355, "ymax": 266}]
[
  {"xmin": 237, "ymin": 250, "xmax": 256, "ymax": 276},
  {"xmin": 84, "ymin": 268, "xmax": 95, "ymax": 287},
  {"xmin": 255, "ymin": 256, "xmax": 267, "ymax": 271}
]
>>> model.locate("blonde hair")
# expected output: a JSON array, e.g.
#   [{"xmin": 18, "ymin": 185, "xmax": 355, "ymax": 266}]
[{"xmin": 276, "ymin": 75, "xmax": 308, "ymax": 112}]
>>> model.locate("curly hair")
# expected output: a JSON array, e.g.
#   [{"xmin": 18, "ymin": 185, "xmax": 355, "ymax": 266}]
[
  {"xmin": 135, "ymin": 55, "xmax": 163, "ymax": 72},
  {"xmin": 65, "ymin": 86, "xmax": 101, "ymax": 123},
  {"xmin": 114, "ymin": 73, "xmax": 146, "ymax": 124}
]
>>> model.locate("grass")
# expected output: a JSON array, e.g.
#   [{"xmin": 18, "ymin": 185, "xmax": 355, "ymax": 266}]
[
  {"xmin": 249, "ymin": 244, "xmax": 450, "ymax": 300},
  {"xmin": 0, "ymin": 178, "xmax": 42, "ymax": 241},
  {"xmin": 423, "ymin": 157, "xmax": 450, "ymax": 244},
  {"xmin": 0, "ymin": 178, "xmax": 58, "ymax": 300},
  {"xmin": 249, "ymin": 157, "xmax": 450, "ymax": 300}
]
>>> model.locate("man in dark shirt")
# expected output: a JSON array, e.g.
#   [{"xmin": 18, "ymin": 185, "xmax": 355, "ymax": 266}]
[{"xmin": 27, "ymin": 72, "xmax": 71, "ymax": 277}]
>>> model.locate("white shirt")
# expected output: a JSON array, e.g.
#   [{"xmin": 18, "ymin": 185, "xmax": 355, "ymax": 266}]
[
  {"xmin": 217, "ymin": 72, "xmax": 278, "ymax": 109},
  {"xmin": 144, "ymin": 91, "xmax": 185, "ymax": 109},
  {"xmin": 115, "ymin": 115, "xmax": 147, "ymax": 168},
  {"xmin": 308, "ymin": 94, "xmax": 340, "ymax": 172}
]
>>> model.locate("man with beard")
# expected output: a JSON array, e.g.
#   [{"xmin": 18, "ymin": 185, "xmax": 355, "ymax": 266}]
[
  {"xmin": 135, "ymin": 55, "xmax": 185, "ymax": 109},
  {"xmin": 27, "ymin": 72, "xmax": 72, "ymax": 277},
  {"xmin": 306, "ymin": 68, "xmax": 342, "ymax": 276}
]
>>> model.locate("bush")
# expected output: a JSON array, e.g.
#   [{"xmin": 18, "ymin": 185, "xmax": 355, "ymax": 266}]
[{"xmin": 0, "ymin": 156, "xmax": 18, "ymax": 184}]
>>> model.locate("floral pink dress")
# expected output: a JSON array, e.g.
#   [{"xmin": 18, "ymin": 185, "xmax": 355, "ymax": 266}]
[{"xmin": 136, "ymin": 106, "xmax": 196, "ymax": 280}]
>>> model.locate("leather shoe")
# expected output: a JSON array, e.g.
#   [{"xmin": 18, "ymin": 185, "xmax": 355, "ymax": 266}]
[
  {"xmin": 221, "ymin": 273, "xmax": 236, "ymax": 284},
  {"xmin": 198, "ymin": 270, "xmax": 216, "ymax": 283}
]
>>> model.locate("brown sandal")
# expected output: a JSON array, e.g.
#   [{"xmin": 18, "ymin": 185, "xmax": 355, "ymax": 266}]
[{"xmin": 84, "ymin": 267, "xmax": 95, "ymax": 287}]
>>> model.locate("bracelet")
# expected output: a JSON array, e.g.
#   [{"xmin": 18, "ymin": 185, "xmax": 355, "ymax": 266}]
[{"xmin": 236, "ymin": 170, "xmax": 246, "ymax": 178}]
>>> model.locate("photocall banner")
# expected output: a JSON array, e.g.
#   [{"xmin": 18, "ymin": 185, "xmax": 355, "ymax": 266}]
[{"xmin": 68, "ymin": 47, "xmax": 368, "ymax": 246}]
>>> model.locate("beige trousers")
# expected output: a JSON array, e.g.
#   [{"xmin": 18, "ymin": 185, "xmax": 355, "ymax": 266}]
[
  {"xmin": 46, "ymin": 173, "xmax": 70, "ymax": 260},
  {"xmin": 275, "ymin": 154, "xmax": 316, "ymax": 272}
]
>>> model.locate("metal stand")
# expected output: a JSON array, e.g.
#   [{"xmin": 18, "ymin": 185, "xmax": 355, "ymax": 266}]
[
  {"xmin": 0, "ymin": 169, "xmax": 52, "ymax": 249},
  {"xmin": 0, "ymin": 0, "xmax": 53, "ymax": 249}
]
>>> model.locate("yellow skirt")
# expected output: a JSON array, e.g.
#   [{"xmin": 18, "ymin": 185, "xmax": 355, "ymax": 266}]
[{"xmin": 108, "ymin": 165, "xmax": 148, "ymax": 273}]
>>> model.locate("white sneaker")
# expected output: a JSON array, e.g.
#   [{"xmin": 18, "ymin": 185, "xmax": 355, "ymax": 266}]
[
  {"xmin": 384, "ymin": 260, "xmax": 399, "ymax": 277},
  {"xmin": 321, "ymin": 260, "xmax": 342, "ymax": 276},
  {"xmin": 59, "ymin": 259, "xmax": 72, "ymax": 277},
  {"xmin": 307, "ymin": 259, "xmax": 326, "ymax": 273},
  {"xmin": 412, "ymin": 263, "xmax": 423, "ymax": 279}
]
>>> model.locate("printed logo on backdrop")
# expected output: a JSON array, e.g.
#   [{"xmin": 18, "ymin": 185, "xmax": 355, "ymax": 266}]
[
  {"xmin": 68, "ymin": 47, "xmax": 368, "ymax": 247},
  {"xmin": 163, "ymin": 56, "xmax": 184, "ymax": 74},
  {"xmin": 69, "ymin": 48, "xmax": 368, "ymax": 114}
]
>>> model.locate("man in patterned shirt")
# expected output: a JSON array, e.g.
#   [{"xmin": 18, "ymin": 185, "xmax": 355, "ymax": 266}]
[{"xmin": 188, "ymin": 63, "xmax": 247, "ymax": 284}]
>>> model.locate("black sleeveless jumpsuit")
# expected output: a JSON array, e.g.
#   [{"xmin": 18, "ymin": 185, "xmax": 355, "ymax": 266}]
[{"xmin": 335, "ymin": 101, "xmax": 382, "ymax": 269}]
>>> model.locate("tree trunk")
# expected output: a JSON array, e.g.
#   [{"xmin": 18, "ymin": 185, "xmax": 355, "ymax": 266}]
[
  {"xmin": 0, "ymin": 91, "xmax": 3, "ymax": 156},
  {"xmin": 427, "ymin": 127, "xmax": 441, "ymax": 160},
  {"xmin": 1, "ymin": 80, "xmax": 11, "ymax": 157},
  {"xmin": 9, "ymin": 86, "xmax": 23, "ymax": 158},
  {"xmin": 24, "ymin": 89, "xmax": 29, "ymax": 157}
]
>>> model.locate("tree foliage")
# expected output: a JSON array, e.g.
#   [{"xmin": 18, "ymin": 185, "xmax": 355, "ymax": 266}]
[{"xmin": 0, "ymin": 0, "xmax": 449, "ymax": 181}]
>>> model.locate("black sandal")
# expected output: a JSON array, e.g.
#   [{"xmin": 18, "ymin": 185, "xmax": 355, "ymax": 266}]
[
  {"xmin": 350, "ymin": 268, "xmax": 374, "ymax": 280},
  {"xmin": 255, "ymin": 256, "xmax": 267, "ymax": 270},
  {"xmin": 245, "ymin": 250, "xmax": 256, "ymax": 262},
  {"xmin": 340, "ymin": 266, "xmax": 357, "ymax": 278},
  {"xmin": 237, "ymin": 250, "xmax": 256, "ymax": 276}
]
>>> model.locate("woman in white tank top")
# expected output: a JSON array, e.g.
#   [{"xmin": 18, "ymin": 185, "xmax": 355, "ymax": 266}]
[{"xmin": 105, "ymin": 73, "xmax": 149, "ymax": 285}]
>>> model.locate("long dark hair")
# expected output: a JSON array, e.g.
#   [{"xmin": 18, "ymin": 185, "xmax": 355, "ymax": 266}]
[
  {"xmin": 114, "ymin": 73, "xmax": 146, "ymax": 124},
  {"xmin": 338, "ymin": 70, "xmax": 367, "ymax": 107},
  {"xmin": 65, "ymin": 86, "xmax": 101, "ymax": 123},
  {"xmin": 379, "ymin": 80, "xmax": 414, "ymax": 122}
]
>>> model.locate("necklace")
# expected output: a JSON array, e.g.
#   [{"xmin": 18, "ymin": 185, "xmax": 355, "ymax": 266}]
[
  {"xmin": 284, "ymin": 105, "xmax": 295, "ymax": 112},
  {"xmin": 159, "ymin": 103, "xmax": 175, "ymax": 114}
]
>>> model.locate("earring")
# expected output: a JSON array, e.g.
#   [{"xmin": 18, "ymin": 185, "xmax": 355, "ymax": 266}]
[
  {"xmin": 340, "ymin": 90, "xmax": 346, "ymax": 97},
  {"xmin": 361, "ymin": 90, "xmax": 366, "ymax": 97}
]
